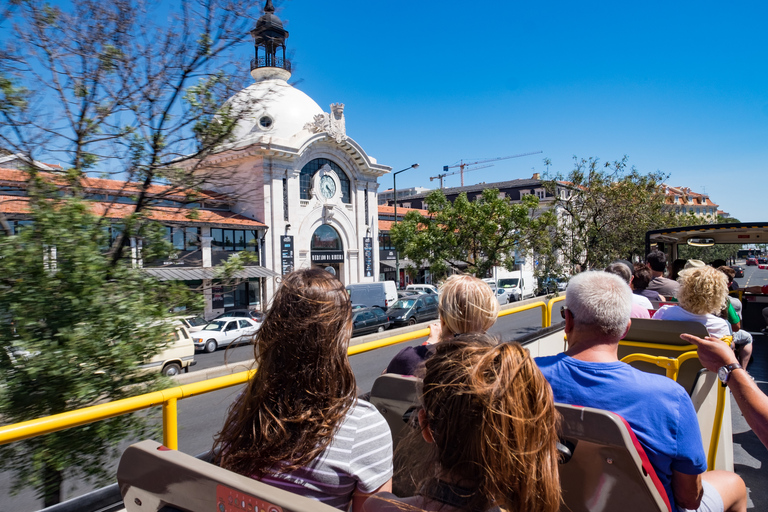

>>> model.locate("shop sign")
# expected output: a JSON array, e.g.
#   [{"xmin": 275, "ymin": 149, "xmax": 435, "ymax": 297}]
[
  {"xmin": 363, "ymin": 237, "xmax": 373, "ymax": 277},
  {"xmin": 281, "ymin": 235, "xmax": 294, "ymax": 275},
  {"xmin": 311, "ymin": 251, "xmax": 344, "ymax": 263}
]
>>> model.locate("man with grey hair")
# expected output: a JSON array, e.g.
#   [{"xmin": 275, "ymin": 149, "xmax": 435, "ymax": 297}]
[{"xmin": 536, "ymin": 271, "xmax": 746, "ymax": 512}]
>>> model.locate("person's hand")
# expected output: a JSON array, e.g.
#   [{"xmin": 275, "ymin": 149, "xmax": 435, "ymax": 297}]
[
  {"xmin": 425, "ymin": 322, "xmax": 442, "ymax": 345},
  {"xmin": 680, "ymin": 333, "xmax": 739, "ymax": 373}
]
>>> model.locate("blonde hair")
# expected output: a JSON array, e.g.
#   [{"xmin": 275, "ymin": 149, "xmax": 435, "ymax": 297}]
[
  {"xmin": 405, "ymin": 336, "xmax": 561, "ymax": 512},
  {"xmin": 438, "ymin": 274, "xmax": 500, "ymax": 336},
  {"xmin": 677, "ymin": 266, "xmax": 728, "ymax": 315}
]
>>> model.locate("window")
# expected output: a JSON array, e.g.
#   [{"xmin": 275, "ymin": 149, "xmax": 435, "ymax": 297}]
[
  {"xmin": 311, "ymin": 225, "xmax": 342, "ymax": 250},
  {"xmin": 165, "ymin": 226, "xmax": 200, "ymax": 251},
  {"xmin": 211, "ymin": 228, "xmax": 258, "ymax": 252},
  {"xmin": 299, "ymin": 159, "xmax": 351, "ymax": 203},
  {"xmin": 238, "ymin": 320, "xmax": 251, "ymax": 329},
  {"xmin": 225, "ymin": 321, "xmax": 238, "ymax": 332},
  {"xmin": 536, "ymin": 190, "xmax": 546, "ymax": 199}
]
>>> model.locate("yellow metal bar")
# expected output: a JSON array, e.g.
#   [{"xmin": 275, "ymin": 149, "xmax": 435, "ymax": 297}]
[
  {"xmin": 621, "ymin": 353, "xmax": 681, "ymax": 380},
  {"xmin": 708, "ymin": 382, "xmax": 728, "ymax": 471},
  {"xmin": 620, "ymin": 340, "xmax": 698, "ymax": 352},
  {"xmin": 547, "ymin": 295, "xmax": 565, "ymax": 328},
  {"xmin": 163, "ymin": 398, "xmax": 178, "ymax": 450},
  {"xmin": 347, "ymin": 328, "xmax": 430, "ymax": 356},
  {"xmin": 498, "ymin": 301, "xmax": 548, "ymax": 328}
]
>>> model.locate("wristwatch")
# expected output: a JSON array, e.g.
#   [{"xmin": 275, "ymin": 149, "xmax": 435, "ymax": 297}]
[{"xmin": 717, "ymin": 363, "xmax": 742, "ymax": 384}]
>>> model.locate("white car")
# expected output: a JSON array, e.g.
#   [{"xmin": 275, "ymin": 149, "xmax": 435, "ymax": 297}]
[{"xmin": 192, "ymin": 318, "xmax": 260, "ymax": 353}]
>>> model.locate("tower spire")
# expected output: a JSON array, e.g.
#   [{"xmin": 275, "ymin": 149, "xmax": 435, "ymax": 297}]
[{"xmin": 250, "ymin": 0, "xmax": 292, "ymax": 81}]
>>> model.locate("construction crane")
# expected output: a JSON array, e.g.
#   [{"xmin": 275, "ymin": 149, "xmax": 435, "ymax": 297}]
[{"xmin": 432, "ymin": 151, "xmax": 544, "ymax": 188}]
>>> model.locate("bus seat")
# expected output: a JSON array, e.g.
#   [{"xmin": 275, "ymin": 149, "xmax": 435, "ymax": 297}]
[
  {"xmin": 117, "ymin": 440, "xmax": 338, "ymax": 512},
  {"xmin": 618, "ymin": 318, "xmax": 709, "ymax": 394},
  {"xmin": 556, "ymin": 403, "xmax": 673, "ymax": 512},
  {"xmin": 368, "ymin": 374, "xmax": 421, "ymax": 448}
]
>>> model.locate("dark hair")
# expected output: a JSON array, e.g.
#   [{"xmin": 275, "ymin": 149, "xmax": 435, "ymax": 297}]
[
  {"xmin": 406, "ymin": 335, "xmax": 561, "ymax": 512},
  {"xmin": 632, "ymin": 265, "xmax": 653, "ymax": 290},
  {"xmin": 213, "ymin": 269, "xmax": 356, "ymax": 476},
  {"xmin": 717, "ymin": 265, "xmax": 735, "ymax": 283},
  {"xmin": 605, "ymin": 262, "xmax": 631, "ymax": 284},
  {"xmin": 711, "ymin": 259, "xmax": 727, "ymax": 268},
  {"xmin": 646, "ymin": 250, "xmax": 667, "ymax": 272},
  {"xmin": 670, "ymin": 259, "xmax": 687, "ymax": 281}
]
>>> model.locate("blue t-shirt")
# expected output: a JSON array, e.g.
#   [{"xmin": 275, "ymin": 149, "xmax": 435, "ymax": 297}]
[{"xmin": 535, "ymin": 353, "xmax": 707, "ymax": 507}]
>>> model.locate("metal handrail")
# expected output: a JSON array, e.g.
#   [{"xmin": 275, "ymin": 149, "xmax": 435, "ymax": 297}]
[{"xmin": 0, "ymin": 298, "xmax": 558, "ymax": 449}]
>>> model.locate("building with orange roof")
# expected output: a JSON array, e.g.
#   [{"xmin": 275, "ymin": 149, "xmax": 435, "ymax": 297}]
[{"xmin": 664, "ymin": 186, "xmax": 721, "ymax": 220}]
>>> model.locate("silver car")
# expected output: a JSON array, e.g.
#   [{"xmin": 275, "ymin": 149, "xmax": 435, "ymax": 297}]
[{"xmin": 191, "ymin": 318, "xmax": 260, "ymax": 353}]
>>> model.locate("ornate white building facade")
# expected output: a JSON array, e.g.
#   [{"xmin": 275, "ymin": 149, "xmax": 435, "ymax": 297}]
[{"xmin": 186, "ymin": 1, "xmax": 390, "ymax": 299}]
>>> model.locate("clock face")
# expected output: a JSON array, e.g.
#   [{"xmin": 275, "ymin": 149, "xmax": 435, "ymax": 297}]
[{"xmin": 320, "ymin": 175, "xmax": 336, "ymax": 199}]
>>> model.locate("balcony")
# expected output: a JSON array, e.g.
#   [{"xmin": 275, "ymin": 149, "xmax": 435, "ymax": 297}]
[{"xmin": 250, "ymin": 56, "xmax": 292, "ymax": 73}]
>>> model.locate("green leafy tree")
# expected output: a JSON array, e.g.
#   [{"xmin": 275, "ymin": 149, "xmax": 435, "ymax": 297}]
[
  {"xmin": 0, "ymin": 188, "xmax": 201, "ymax": 506},
  {"xmin": 0, "ymin": 0, "xmax": 263, "ymax": 505},
  {"xmin": 543, "ymin": 156, "xmax": 673, "ymax": 271},
  {"xmin": 390, "ymin": 189, "xmax": 556, "ymax": 280}
]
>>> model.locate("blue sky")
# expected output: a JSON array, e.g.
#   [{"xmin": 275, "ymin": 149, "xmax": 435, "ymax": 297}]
[{"xmin": 262, "ymin": 0, "xmax": 768, "ymax": 220}]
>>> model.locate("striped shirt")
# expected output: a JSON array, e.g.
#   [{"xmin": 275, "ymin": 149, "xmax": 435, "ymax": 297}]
[{"xmin": 260, "ymin": 399, "xmax": 393, "ymax": 510}]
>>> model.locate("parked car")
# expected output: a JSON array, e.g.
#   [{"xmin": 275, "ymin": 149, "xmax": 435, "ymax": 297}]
[
  {"xmin": 730, "ymin": 265, "xmax": 744, "ymax": 278},
  {"xmin": 483, "ymin": 278, "xmax": 512, "ymax": 305},
  {"xmin": 759, "ymin": 257, "xmax": 768, "ymax": 265},
  {"xmin": 405, "ymin": 284, "xmax": 439, "ymax": 295},
  {"xmin": 352, "ymin": 304, "xmax": 368, "ymax": 310},
  {"xmin": 138, "ymin": 324, "xmax": 197, "ymax": 376},
  {"xmin": 213, "ymin": 309, "xmax": 264, "ymax": 323},
  {"xmin": 192, "ymin": 318, "xmax": 260, "ymax": 353},
  {"xmin": 386, "ymin": 294, "xmax": 439, "ymax": 326},
  {"xmin": 398, "ymin": 289, "xmax": 425, "ymax": 299},
  {"xmin": 537, "ymin": 277, "xmax": 568, "ymax": 295},
  {"xmin": 746, "ymin": 257, "xmax": 757, "ymax": 266},
  {"xmin": 351, "ymin": 307, "xmax": 391, "ymax": 337},
  {"xmin": 171, "ymin": 315, "xmax": 207, "ymax": 333}
]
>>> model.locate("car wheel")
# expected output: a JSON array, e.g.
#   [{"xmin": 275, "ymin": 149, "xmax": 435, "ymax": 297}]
[
  {"xmin": 377, "ymin": 325, "xmax": 385, "ymax": 333},
  {"xmin": 408, "ymin": 318, "xmax": 416, "ymax": 326},
  {"xmin": 204, "ymin": 339, "xmax": 217, "ymax": 353},
  {"xmin": 162, "ymin": 363, "xmax": 182, "ymax": 377}
]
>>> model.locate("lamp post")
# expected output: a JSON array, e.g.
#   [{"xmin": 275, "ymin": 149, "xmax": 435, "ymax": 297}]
[{"xmin": 393, "ymin": 163, "xmax": 419, "ymax": 289}]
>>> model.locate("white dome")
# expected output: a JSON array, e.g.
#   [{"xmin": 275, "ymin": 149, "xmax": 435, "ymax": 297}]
[{"xmin": 227, "ymin": 78, "xmax": 324, "ymax": 147}]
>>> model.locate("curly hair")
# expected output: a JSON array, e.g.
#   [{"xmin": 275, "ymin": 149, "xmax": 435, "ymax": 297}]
[
  {"xmin": 677, "ymin": 266, "xmax": 728, "ymax": 315},
  {"xmin": 213, "ymin": 269, "xmax": 356, "ymax": 476},
  {"xmin": 438, "ymin": 274, "xmax": 500, "ymax": 336},
  {"xmin": 402, "ymin": 335, "xmax": 561, "ymax": 512}
]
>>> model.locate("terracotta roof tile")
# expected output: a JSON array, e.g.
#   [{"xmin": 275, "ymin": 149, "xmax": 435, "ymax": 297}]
[{"xmin": 0, "ymin": 195, "xmax": 266, "ymax": 228}]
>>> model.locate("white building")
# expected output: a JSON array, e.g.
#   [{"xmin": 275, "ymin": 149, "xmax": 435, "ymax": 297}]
[{"xmin": 184, "ymin": 1, "xmax": 390, "ymax": 299}]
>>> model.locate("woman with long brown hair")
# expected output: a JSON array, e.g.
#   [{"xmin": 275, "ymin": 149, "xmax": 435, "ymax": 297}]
[
  {"xmin": 366, "ymin": 334, "xmax": 561, "ymax": 512},
  {"xmin": 213, "ymin": 269, "xmax": 393, "ymax": 511}
]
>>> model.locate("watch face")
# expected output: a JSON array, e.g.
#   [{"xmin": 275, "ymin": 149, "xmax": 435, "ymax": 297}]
[
  {"xmin": 717, "ymin": 366, "xmax": 728, "ymax": 383},
  {"xmin": 320, "ymin": 175, "xmax": 336, "ymax": 198}
]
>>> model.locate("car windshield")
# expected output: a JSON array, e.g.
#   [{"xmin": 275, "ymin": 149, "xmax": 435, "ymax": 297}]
[
  {"xmin": 202, "ymin": 321, "xmax": 226, "ymax": 331},
  {"xmin": 187, "ymin": 316, "xmax": 206, "ymax": 327},
  {"xmin": 391, "ymin": 299, "xmax": 416, "ymax": 309},
  {"xmin": 498, "ymin": 278, "xmax": 520, "ymax": 288}
]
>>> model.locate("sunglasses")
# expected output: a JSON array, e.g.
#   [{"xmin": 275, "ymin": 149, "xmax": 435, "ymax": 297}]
[{"xmin": 560, "ymin": 306, "xmax": 569, "ymax": 319}]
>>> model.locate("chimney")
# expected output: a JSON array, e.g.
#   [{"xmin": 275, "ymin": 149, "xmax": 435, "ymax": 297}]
[{"xmin": 532, "ymin": 172, "xmax": 540, "ymax": 180}]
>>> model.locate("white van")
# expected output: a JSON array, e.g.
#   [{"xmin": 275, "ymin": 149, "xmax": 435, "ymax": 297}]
[
  {"xmin": 139, "ymin": 325, "xmax": 197, "ymax": 377},
  {"xmin": 497, "ymin": 271, "xmax": 536, "ymax": 301},
  {"xmin": 346, "ymin": 281, "xmax": 398, "ymax": 309}
]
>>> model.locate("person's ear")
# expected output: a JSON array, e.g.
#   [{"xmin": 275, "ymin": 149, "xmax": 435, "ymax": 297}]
[
  {"xmin": 418, "ymin": 408, "xmax": 434, "ymax": 443},
  {"xmin": 620, "ymin": 319, "xmax": 632, "ymax": 339},
  {"xmin": 564, "ymin": 308, "xmax": 574, "ymax": 333}
]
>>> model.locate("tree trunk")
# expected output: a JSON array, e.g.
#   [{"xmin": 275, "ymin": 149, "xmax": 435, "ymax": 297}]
[{"xmin": 42, "ymin": 464, "xmax": 63, "ymax": 507}]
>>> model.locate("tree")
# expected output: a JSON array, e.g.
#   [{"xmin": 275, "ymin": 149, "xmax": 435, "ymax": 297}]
[
  {"xmin": 0, "ymin": 0, "xmax": 264, "ymax": 505},
  {"xmin": 543, "ymin": 156, "xmax": 674, "ymax": 271},
  {"xmin": 0, "ymin": 187, "xmax": 201, "ymax": 506},
  {"xmin": 390, "ymin": 189, "xmax": 556, "ymax": 280}
]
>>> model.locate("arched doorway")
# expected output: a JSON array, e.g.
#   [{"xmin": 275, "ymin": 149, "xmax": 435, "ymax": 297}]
[{"xmin": 311, "ymin": 224, "xmax": 344, "ymax": 279}]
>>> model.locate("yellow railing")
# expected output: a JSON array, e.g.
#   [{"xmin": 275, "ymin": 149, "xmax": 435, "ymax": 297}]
[{"xmin": 0, "ymin": 299, "xmax": 554, "ymax": 449}]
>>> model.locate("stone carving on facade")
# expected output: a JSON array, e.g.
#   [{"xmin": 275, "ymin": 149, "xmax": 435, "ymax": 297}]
[{"xmin": 304, "ymin": 103, "xmax": 347, "ymax": 143}]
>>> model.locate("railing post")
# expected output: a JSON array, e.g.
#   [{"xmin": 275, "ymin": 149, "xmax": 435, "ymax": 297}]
[{"xmin": 163, "ymin": 398, "xmax": 179, "ymax": 450}]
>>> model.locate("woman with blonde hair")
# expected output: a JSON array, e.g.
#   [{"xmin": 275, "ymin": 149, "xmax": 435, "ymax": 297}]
[
  {"xmin": 213, "ymin": 269, "xmax": 393, "ymax": 511},
  {"xmin": 385, "ymin": 274, "xmax": 500, "ymax": 376},
  {"xmin": 653, "ymin": 265, "xmax": 731, "ymax": 338},
  {"xmin": 365, "ymin": 335, "xmax": 561, "ymax": 512}
]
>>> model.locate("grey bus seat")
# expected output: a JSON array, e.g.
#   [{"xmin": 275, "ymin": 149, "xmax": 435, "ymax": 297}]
[
  {"xmin": 368, "ymin": 373, "xmax": 421, "ymax": 448},
  {"xmin": 556, "ymin": 403, "xmax": 673, "ymax": 512},
  {"xmin": 117, "ymin": 440, "xmax": 338, "ymax": 512},
  {"xmin": 618, "ymin": 318, "xmax": 709, "ymax": 394}
]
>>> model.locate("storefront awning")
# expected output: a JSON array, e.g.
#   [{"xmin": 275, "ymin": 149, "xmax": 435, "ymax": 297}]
[
  {"xmin": 144, "ymin": 265, "xmax": 278, "ymax": 281},
  {"xmin": 380, "ymin": 259, "xmax": 420, "ymax": 270}
]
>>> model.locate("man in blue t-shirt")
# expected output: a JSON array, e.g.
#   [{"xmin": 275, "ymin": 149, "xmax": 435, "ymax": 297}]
[{"xmin": 536, "ymin": 271, "xmax": 746, "ymax": 512}]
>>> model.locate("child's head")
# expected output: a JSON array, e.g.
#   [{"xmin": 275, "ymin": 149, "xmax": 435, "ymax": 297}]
[{"xmin": 438, "ymin": 275, "xmax": 500, "ymax": 336}]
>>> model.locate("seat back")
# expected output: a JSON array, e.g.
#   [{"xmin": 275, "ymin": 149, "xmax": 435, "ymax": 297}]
[
  {"xmin": 556, "ymin": 403, "xmax": 672, "ymax": 512},
  {"xmin": 369, "ymin": 373, "xmax": 421, "ymax": 449},
  {"xmin": 618, "ymin": 318, "xmax": 708, "ymax": 393},
  {"xmin": 117, "ymin": 440, "xmax": 338, "ymax": 512}
]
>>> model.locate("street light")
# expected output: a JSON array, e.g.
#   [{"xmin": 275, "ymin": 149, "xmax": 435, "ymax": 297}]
[{"xmin": 393, "ymin": 163, "xmax": 419, "ymax": 289}]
